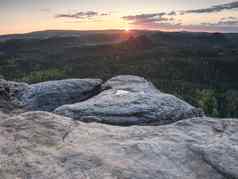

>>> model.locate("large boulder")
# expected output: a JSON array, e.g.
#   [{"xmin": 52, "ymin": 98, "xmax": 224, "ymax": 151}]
[
  {"xmin": 55, "ymin": 75, "xmax": 204, "ymax": 125},
  {"xmin": 0, "ymin": 112, "xmax": 237, "ymax": 179},
  {"xmin": 0, "ymin": 79, "xmax": 103, "ymax": 112}
]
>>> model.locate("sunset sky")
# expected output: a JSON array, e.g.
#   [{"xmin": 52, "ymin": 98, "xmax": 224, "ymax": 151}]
[{"xmin": 1, "ymin": 0, "xmax": 238, "ymax": 34}]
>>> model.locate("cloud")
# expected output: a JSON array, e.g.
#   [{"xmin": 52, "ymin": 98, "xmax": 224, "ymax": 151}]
[
  {"xmin": 100, "ymin": 13, "xmax": 110, "ymax": 16},
  {"xmin": 55, "ymin": 11, "xmax": 110, "ymax": 19},
  {"xmin": 133, "ymin": 21, "xmax": 238, "ymax": 32},
  {"xmin": 201, "ymin": 17, "xmax": 238, "ymax": 26},
  {"xmin": 122, "ymin": 13, "xmax": 165, "ymax": 21},
  {"xmin": 221, "ymin": 16, "xmax": 237, "ymax": 21},
  {"xmin": 184, "ymin": 1, "xmax": 238, "ymax": 14},
  {"xmin": 122, "ymin": 11, "xmax": 238, "ymax": 32},
  {"xmin": 122, "ymin": 12, "xmax": 183, "ymax": 31},
  {"xmin": 121, "ymin": 1, "xmax": 238, "ymax": 33},
  {"xmin": 56, "ymin": 11, "xmax": 98, "ymax": 19},
  {"xmin": 168, "ymin": 11, "xmax": 176, "ymax": 16},
  {"xmin": 122, "ymin": 12, "xmax": 176, "ymax": 25}
]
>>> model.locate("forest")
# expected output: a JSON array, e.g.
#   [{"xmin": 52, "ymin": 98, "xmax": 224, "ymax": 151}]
[{"xmin": 0, "ymin": 30, "xmax": 238, "ymax": 118}]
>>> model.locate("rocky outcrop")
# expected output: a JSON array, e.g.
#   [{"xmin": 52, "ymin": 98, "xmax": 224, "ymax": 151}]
[
  {"xmin": 21, "ymin": 79, "xmax": 103, "ymax": 111},
  {"xmin": 0, "ymin": 79, "xmax": 103, "ymax": 112},
  {"xmin": 0, "ymin": 76, "xmax": 237, "ymax": 179},
  {"xmin": 0, "ymin": 112, "xmax": 237, "ymax": 179},
  {"xmin": 0, "ymin": 79, "xmax": 28, "ymax": 102},
  {"xmin": 55, "ymin": 75, "xmax": 204, "ymax": 125},
  {"xmin": 0, "ymin": 79, "xmax": 29, "ymax": 113}
]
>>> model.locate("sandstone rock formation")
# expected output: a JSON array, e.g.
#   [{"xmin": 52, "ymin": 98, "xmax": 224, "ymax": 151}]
[
  {"xmin": 0, "ymin": 79, "xmax": 28, "ymax": 113},
  {"xmin": 55, "ymin": 75, "xmax": 204, "ymax": 125},
  {"xmin": 0, "ymin": 76, "xmax": 237, "ymax": 179},
  {"xmin": 0, "ymin": 112, "xmax": 237, "ymax": 179},
  {"xmin": 0, "ymin": 79, "xmax": 103, "ymax": 112}
]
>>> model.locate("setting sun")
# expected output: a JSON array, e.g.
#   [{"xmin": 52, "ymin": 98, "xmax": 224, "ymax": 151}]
[
  {"xmin": 124, "ymin": 27, "xmax": 131, "ymax": 33},
  {"xmin": 125, "ymin": 28, "xmax": 130, "ymax": 32}
]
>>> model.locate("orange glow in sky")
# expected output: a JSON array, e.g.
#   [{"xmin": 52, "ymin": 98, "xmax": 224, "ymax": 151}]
[{"xmin": 0, "ymin": 0, "xmax": 238, "ymax": 34}]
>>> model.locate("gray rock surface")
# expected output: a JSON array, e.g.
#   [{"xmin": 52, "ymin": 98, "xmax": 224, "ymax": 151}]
[
  {"xmin": 1, "ymin": 79, "xmax": 103, "ymax": 112},
  {"xmin": 55, "ymin": 75, "xmax": 204, "ymax": 125},
  {"xmin": 0, "ymin": 111, "xmax": 9, "ymax": 120},
  {"xmin": 0, "ymin": 79, "xmax": 29, "ymax": 113},
  {"xmin": 0, "ymin": 111, "xmax": 237, "ymax": 179},
  {"xmin": 0, "ymin": 79, "xmax": 29, "ymax": 103}
]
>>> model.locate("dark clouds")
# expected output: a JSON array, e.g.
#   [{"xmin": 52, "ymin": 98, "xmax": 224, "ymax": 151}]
[
  {"xmin": 168, "ymin": 11, "xmax": 176, "ymax": 16},
  {"xmin": 202, "ymin": 17, "xmax": 238, "ymax": 26},
  {"xmin": 54, "ymin": 1, "xmax": 238, "ymax": 32},
  {"xmin": 122, "ymin": 13, "xmax": 238, "ymax": 32},
  {"xmin": 122, "ymin": 12, "xmax": 176, "ymax": 25},
  {"xmin": 55, "ymin": 11, "xmax": 110, "ymax": 19},
  {"xmin": 184, "ymin": 1, "xmax": 238, "ymax": 14},
  {"xmin": 121, "ymin": 1, "xmax": 238, "ymax": 32},
  {"xmin": 122, "ymin": 12, "xmax": 182, "ymax": 31}
]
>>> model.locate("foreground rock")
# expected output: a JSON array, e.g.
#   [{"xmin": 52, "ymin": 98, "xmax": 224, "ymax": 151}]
[
  {"xmin": 0, "ymin": 79, "xmax": 103, "ymax": 112},
  {"xmin": 0, "ymin": 79, "xmax": 28, "ymax": 113},
  {"xmin": 0, "ymin": 112, "xmax": 237, "ymax": 179},
  {"xmin": 0, "ymin": 111, "xmax": 9, "ymax": 119},
  {"xmin": 55, "ymin": 76, "xmax": 203, "ymax": 125}
]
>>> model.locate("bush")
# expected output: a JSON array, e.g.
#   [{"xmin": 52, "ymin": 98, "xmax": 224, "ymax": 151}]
[
  {"xmin": 19, "ymin": 69, "xmax": 66, "ymax": 83},
  {"xmin": 195, "ymin": 89, "xmax": 219, "ymax": 117}
]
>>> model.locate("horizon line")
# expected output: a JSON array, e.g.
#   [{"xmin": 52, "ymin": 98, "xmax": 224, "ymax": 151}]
[{"xmin": 0, "ymin": 28, "xmax": 237, "ymax": 36}]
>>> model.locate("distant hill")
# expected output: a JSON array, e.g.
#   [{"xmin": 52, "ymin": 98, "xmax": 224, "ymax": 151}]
[{"xmin": 0, "ymin": 29, "xmax": 149, "ymax": 43}]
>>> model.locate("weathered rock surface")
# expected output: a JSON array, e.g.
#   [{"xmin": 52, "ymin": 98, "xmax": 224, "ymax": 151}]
[
  {"xmin": 0, "ymin": 112, "xmax": 237, "ymax": 179},
  {"xmin": 55, "ymin": 75, "xmax": 204, "ymax": 125},
  {"xmin": 0, "ymin": 79, "xmax": 103, "ymax": 112},
  {"xmin": 0, "ymin": 79, "xmax": 29, "ymax": 102},
  {"xmin": 0, "ymin": 111, "xmax": 9, "ymax": 120},
  {"xmin": 0, "ymin": 79, "xmax": 28, "ymax": 113}
]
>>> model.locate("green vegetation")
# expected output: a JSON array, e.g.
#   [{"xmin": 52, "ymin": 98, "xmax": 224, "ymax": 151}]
[
  {"xmin": 20, "ymin": 69, "xmax": 66, "ymax": 83},
  {"xmin": 0, "ymin": 31, "xmax": 238, "ymax": 117},
  {"xmin": 195, "ymin": 89, "xmax": 220, "ymax": 117}
]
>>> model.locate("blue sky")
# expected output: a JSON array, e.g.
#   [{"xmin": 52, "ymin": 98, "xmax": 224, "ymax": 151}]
[{"xmin": 1, "ymin": 0, "xmax": 238, "ymax": 34}]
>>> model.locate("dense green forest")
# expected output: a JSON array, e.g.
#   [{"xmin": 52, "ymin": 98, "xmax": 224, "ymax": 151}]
[{"xmin": 0, "ymin": 30, "xmax": 238, "ymax": 118}]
